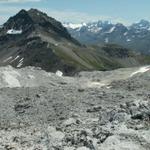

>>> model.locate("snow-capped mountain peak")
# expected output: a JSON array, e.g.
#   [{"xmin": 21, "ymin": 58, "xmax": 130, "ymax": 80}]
[
  {"xmin": 131, "ymin": 19, "xmax": 150, "ymax": 30},
  {"xmin": 65, "ymin": 20, "xmax": 150, "ymax": 54}
]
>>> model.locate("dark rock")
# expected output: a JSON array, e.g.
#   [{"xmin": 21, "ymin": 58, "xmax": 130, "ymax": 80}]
[
  {"xmin": 86, "ymin": 106, "xmax": 102, "ymax": 113},
  {"xmin": 14, "ymin": 103, "xmax": 31, "ymax": 114},
  {"xmin": 78, "ymin": 89, "xmax": 85, "ymax": 92}
]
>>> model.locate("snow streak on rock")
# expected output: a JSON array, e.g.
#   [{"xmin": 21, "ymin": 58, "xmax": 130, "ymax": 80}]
[
  {"xmin": 7, "ymin": 29, "xmax": 22, "ymax": 35},
  {"xmin": 130, "ymin": 66, "xmax": 150, "ymax": 77}
]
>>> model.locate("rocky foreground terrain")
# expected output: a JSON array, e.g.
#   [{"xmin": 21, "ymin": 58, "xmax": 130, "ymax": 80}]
[{"xmin": 0, "ymin": 66, "xmax": 150, "ymax": 150}]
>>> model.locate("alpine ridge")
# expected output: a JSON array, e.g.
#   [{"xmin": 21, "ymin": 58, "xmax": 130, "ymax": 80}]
[
  {"xmin": 0, "ymin": 9, "xmax": 150, "ymax": 75},
  {"xmin": 64, "ymin": 20, "xmax": 150, "ymax": 54}
]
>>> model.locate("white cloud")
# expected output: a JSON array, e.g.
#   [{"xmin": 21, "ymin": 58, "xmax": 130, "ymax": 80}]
[
  {"xmin": 0, "ymin": 7, "xmax": 20, "ymax": 13},
  {"xmin": 0, "ymin": 0, "xmax": 41, "ymax": 3},
  {"xmin": 0, "ymin": 7, "xmax": 130, "ymax": 26},
  {"xmin": 44, "ymin": 10, "xmax": 112, "ymax": 23},
  {"xmin": 43, "ymin": 9, "xmax": 130, "ymax": 25}
]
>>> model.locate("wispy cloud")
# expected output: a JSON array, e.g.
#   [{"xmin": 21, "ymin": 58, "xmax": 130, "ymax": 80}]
[
  {"xmin": 0, "ymin": 0, "xmax": 41, "ymax": 3},
  {"xmin": 0, "ymin": 6, "xmax": 27, "ymax": 24},
  {"xmin": 0, "ymin": 7, "xmax": 130, "ymax": 25},
  {"xmin": 43, "ymin": 9, "xmax": 130, "ymax": 25},
  {"xmin": 45, "ymin": 10, "xmax": 111, "ymax": 23},
  {"xmin": 0, "ymin": 7, "xmax": 20, "ymax": 13}
]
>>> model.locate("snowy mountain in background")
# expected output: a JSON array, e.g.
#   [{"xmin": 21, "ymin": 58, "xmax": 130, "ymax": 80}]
[
  {"xmin": 64, "ymin": 20, "xmax": 150, "ymax": 54},
  {"xmin": 63, "ymin": 22, "xmax": 87, "ymax": 29}
]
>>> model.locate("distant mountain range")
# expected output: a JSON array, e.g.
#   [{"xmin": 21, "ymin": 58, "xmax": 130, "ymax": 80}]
[
  {"xmin": 64, "ymin": 20, "xmax": 150, "ymax": 54},
  {"xmin": 0, "ymin": 9, "xmax": 149, "ymax": 75}
]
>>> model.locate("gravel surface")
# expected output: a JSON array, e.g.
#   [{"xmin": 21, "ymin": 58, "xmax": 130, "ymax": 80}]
[{"xmin": 0, "ymin": 66, "xmax": 149, "ymax": 150}]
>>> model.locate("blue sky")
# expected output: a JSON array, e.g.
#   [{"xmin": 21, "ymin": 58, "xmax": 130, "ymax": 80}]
[{"xmin": 0, "ymin": 0, "xmax": 150, "ymax": 25}]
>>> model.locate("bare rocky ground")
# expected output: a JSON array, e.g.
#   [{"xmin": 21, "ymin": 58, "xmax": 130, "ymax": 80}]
[{"xmin": 0, "ymin": 66, "xmax": 149, "ymax": 150}]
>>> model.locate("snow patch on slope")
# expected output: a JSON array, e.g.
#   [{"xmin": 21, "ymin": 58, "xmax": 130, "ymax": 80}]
[
  {"xmin": 10, "ymin": 55, "xmax": 20, "ymax": 63},
  {"xmin": 2, "ymin": 70, "xmax": 21, "ymax": 87},
  {"xmin": 87, "ymin": 81, "xmax": 106, "ymax": 88},
  {"xmin": 106, "ymin": 26, "xmax": 116, "ymax": 33},
  {"xmin": 17, "ymin": 58, "xmax": 24, "ymax": 68},
  {"xmin": 7, "ymin": 29, "xmax": 22, "ymax": 35},
  {"xmin": 130, "ymin": 66, "xmax": 150, "ymax": 77},
  {"xmin": 127, "ymin": 38, "xmax": 131, "ymax": 42},
  {"xmin": 3, "ymin": 56, "xmax": 12, "ymax": 63}
]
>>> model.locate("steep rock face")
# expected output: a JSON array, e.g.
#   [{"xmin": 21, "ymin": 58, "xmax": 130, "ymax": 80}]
[
  {"xmin": 3, "ymin": 9, "xmax": 33, "ymax": 31},
  {"xmin": 3, "ymin": 9, "xmax": 73, "ymax": 40},
  {"xmin": 0, "ymin": 9, "xmax": 88, "ymax": 75}
]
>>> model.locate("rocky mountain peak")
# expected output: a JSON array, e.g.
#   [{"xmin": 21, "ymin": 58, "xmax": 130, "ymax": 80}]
[
  {"xmin": 27, "ymin": 8, "xmax": 74, "ymax": 40},
  {"xmin": 18, "ymin": 9, "xmax": 28, "ymax": 15},
  {"xmin": 27, "ymin": 8, "xmax": 50, "ymax": 23},
  {"xmin": 3, "ymin": 9, "xmax": 33, "ymax": 31},
  {"xmin": 131, "ymin": 19, "xmax": 150, "ymax": 30},
  {"xmin": 28, "ymin": 8, "xmax": 41, "ymax": 13},
  {"xmin": 114, "ymin": 23, "xmax": 128, "ymax": 32},
  {"xmin": 139, "ymin": 19, "xmax": 150, "ymax": 26},
  {"xmin": 66, "ymin": 19, "xmax": 150, "ymax": 54},
  {"xmin": 2, "ymin": 8, "xmax": 74, "ymax": 41}
]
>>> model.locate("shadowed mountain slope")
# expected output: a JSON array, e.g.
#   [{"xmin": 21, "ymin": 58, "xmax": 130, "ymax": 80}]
[{"xmin": 0, "ymin": 9, "xmax": 149, "ymax": 75}]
